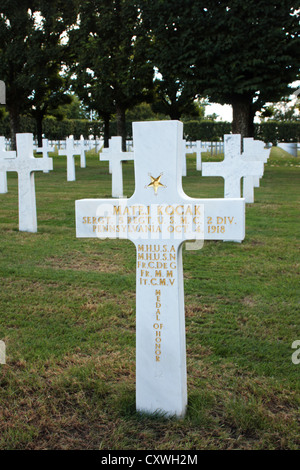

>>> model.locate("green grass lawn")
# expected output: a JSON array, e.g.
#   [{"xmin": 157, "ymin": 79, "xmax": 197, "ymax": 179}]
[{"xmin": 0, "ymin": 145, "xmax": 299, "ymax": 450}]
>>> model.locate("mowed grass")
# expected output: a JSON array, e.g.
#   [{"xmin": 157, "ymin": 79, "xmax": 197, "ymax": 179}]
[{"xmin": 0, "ymin": 145, "xmax": 299, "ymax": 450}]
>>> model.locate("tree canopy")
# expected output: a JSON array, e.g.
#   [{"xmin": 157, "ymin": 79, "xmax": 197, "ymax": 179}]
[
  {"xmin": 68, "ymin": 0, "xmax": 154, "ymax": 149},
  {"xmin": 0, "ymin": 0, "xmax": 299, "ymax": 145},
  {"xmin": 0, "ymin": 0, "xmax": 78, "ymax": 147},
  {"xmin": 138, "ymin": 0, "xmax": 300, "ymax": 139}
]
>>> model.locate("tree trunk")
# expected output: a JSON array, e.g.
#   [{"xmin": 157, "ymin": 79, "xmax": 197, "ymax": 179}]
[
  {"xmin": 169, "ymin": 110, "xmax": 181, "ymax": 120},
  {"xmin": 116, "ymin": 104, "xmax": 126, "ymax": 152},
  {"xmin": 248, "ymin": 106, "xmax": 256, "ymax": 138},
  {"xmin": 8, "ymin": 106, "xmax": 21, "ymax": 151},
  {"xmin": 103, "ymin": 112, "xmax": 110, "ymax": 148},
  {"xmin": 169, "ymin": 104, "xmax": 181, "ymax": 121},
  {"xmin": 36, "ymin": 112, "xmax": 44, "ymax": 148},
  {"xmin": 231, "ymin": 95, "xmax": 254, "ymax": 148}
]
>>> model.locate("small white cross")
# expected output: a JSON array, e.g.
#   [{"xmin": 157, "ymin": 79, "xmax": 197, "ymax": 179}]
[
  {"xmin": 0, "ymin": 136, "xmax": 16, "ymax": 194},
  {"xmin": 79, "ymin": 136, "xmax": 87, "ymax": 169},
  {"xmin": 100, "ymin": 136, "xmax": 134, "ymax": 197},
  {"xmin": 195, "ymin": 141, "xmax": 203, "ymax": 171},
  {"xmin": 59, "ymin": 136, "xmax": 80, "ymax": 181},
  {"xmin": 37, "ymin": 139, "xmax": 55, "ymax": 174},
  {"xmin": 0, "ymin": 133, "xmax": 53, "ymax": 232},
  {"xmin": 185, "ymin": 140, "xmax": 204, "ymax": 171}
]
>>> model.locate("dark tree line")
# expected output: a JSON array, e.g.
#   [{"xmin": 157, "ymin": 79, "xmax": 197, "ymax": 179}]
[{"xmin": 0, "ymin": 0, "xmax": 299, "ymax": 149}]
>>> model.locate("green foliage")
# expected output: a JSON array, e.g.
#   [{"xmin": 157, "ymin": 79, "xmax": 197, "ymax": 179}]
[
  {"xmin": 0, "ymin": 1, "xmax": 78, "ymax": 146},
  {"xmin": 261, "ymin": 102, "xmax": 300, "ymax": 122},
  {"xmin": 138, "ymin": 0, "xmax": 200, "ymax": 119},
  {"xmin": 191, "ymin": 1, "xmax": 299, "ymax": 103},
  {"xmin": 1, "ymin": 113, "xmax": 299, "ymax": 143},
  {"xmin": 255, "ymin": 121, "xmax": 300, "ymax": 144},
  {"xmin": 1, "ymin": 0, "xmax": 298, "ymax": 146},
  {"xmin": 68, "ymin": 0, "xmax": 155, "ymax": 147},
  {"xmin": 138, "ymin": 0, "xmax": 300, "ymax": 136},
  {"xmin": 0, "ymin": 115, "xmax": 100, "ymax": 140},
  {"xmin": 126, "ymin": 102, "xmax": 166, "ymax": 122},
  {"xmin": 53, "ymin": 94, "xmax": 91, "ymax": 121},
  {"xmin": 184, "ymin": 120, "xmax": 300, "ymax": 144},
  {"xmin": 0, "ymin": 2, "xmax": 36, "ymax": 119},
  {"xmin": 183, "ymin": 120, "xmax": 231, "ymax": 142}
]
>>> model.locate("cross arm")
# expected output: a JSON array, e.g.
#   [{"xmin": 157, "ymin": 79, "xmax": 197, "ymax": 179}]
[
  {"xmin": 31, "ymin": 157, "xmax": 53, "ymax": 172},
  {"xmin": 76, "ymin": 197, "xmax": 245, "ymax": 242},
  {"xmin": 0, "ymin": 156, "xmax": 53, "ymax": 173},
  {"xmin": 59, "ymin": 146, "xmax": 80, "ymax": 157},
  {"xmin": 0, "ymin": 152, "xmax": 17, "ymax": 171},
  {"xmin": 201, "ymin": 161, "xmax": 226, "ymax": 177}
]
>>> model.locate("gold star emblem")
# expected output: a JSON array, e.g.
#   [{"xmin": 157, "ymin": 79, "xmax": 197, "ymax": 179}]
[{"xmin": 146, "ymin": 173, "xmax": 166, "ymax": 195}]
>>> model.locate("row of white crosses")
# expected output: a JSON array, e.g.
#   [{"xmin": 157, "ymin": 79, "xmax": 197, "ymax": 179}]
[
  {"xmin": 19, "ymin": 135, "xmax": 86, "ymax": 183},
  {"xmin": 76, "ymin": 135, "xmax": 104, "ymax": 167},
  {"xmin": 58, "ymin": 135, "xmax": 101, "ymax": 182},
  {"xmin": 0, "ymin": 134, "xmax": 53, "ymax": 232},
  {"xmin": 76, "ymin": 121, "xmax": 245, "ymax": 418}
]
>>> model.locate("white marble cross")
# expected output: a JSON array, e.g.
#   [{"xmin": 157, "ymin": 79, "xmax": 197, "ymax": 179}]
[
  {"xmin": 59, "ymin": 137, "xmax": 79, "ymax": 181},
  {"xmin": 0, "ymin": 133, "xmax": 53, "ymax": 232},
  {"xmin": 79, "ymin": 136, "xmax": 87, "ymax": 168},
  {"xmin": 202, "ymin": 135, "xmax": 264, "ymax": 199},
  {"xmin": 242, "ymin": 138, "xmax": 271, "ymax": 203},
  {"xmin": 195, "ymin": 141, "xmax": 203, "ymax": 171},
  {"xmin": 100, "ymin": 136, "xmax": 134, "ymax": 197},
  {"xmin": 37, "ymin": 139, "xmax": 55, "ymax": 174},
  {"xmin": 0, "ymin": 136, "xmax": 16, "ymax": 194},
  {"xmin": 76, "ymin": 121, "xmax": 245, "ymax": 418},
  {"xmin": 185, "ymin": 140, "xmax": 203, "ymax": 171}
]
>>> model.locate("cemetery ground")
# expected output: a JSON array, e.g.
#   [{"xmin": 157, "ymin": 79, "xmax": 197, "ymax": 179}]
[{"xmin": 0, "ymin": 146, "xmax": 299, "ymax": 450}]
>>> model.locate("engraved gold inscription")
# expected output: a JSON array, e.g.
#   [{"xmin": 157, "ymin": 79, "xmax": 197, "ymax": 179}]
[{"xmin": 154, "ymin": 290, "xmax": 162, "ymax": 362}]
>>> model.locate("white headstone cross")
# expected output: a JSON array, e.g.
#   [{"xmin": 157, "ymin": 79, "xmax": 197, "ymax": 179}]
[
  {"xmin": 37, "ymin": 139, "xmax": 55, "ymax": 174},
  {"xmin": 79, "ymin": 136, "xmax": 87, "ymax": 168},
  {"xmin": 196, "ymin": 140, "xmax": 204, "ymax": 171},
  {"xmin": 185, "ymin": 140, "xmax": 203, "ymax": 172},
  {"xmin": 0, "ymin": 136, "xmax": 16, "ymax": 194},
  {"xmin": 242, "ymin": 138, "xmax": 271, "ymax": 203},
  {"xmin": 100, "ymin": 136, "xmax": 134, "ymax": 198},
  {"xmin": 202, "ymin": 134, "xmax": 264, "ymax": 199},
  {"xmin": 76, "ymin": 121, "xmax": 245, "ymax": 418},
  {"xmin": 0, "ymin": 133, "xmax": 53, "ymax": 232},
  {"xmin": 59, "ymin": 137, "xmax": 79, "ymax": 181}
]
